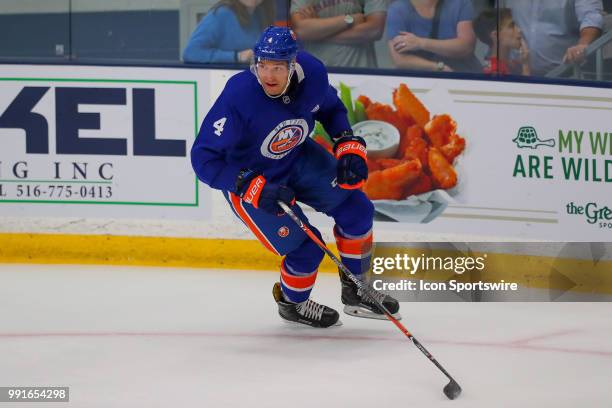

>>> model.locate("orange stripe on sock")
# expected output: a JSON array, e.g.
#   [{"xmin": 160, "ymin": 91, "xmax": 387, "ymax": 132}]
[
  {"xmin": 280, "ymin": 260, "xmax": 318, "ymax": 289},
  {"xmin": 334, "ymin": 227, "xmax": 372, "ymax": 256},
  {"xmin": 230, "ymin": 193, "xmax": 280, "ymax": 255}
]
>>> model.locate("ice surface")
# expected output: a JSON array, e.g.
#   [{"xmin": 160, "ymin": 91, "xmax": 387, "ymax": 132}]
[{"xmin": 0, "ymin": 264, "xmax": 610, "ymax": 408}]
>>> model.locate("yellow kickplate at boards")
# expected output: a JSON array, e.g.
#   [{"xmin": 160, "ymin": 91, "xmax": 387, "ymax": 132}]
[
  {"xmin": 0, "ymin": 233, "xmax": 337, "ymax": 272},
  {"xmin": 1, "ymin": 234, "xmax": 611, "ymax": 294}
]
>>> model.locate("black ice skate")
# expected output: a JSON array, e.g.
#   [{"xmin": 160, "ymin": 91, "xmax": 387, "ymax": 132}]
[
  {"xmin": 272, "ymin": 282, "xmax": 341, "ymax": 328},
  {"xmin": 340, "ymin": 272, "xmax": 401, "ymax": 320}
]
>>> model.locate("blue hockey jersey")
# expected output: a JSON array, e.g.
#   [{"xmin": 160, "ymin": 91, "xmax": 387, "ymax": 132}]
[{"xmin": 191, "ymin": 51, "xmax": 350, "ymax": 192}]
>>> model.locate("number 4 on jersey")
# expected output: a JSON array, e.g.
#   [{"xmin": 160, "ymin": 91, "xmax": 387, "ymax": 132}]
[{"xmin": 213, "ymin": 117, "xmax": 227, "ymax": 136}]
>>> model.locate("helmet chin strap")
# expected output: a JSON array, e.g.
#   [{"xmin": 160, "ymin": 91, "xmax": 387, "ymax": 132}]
[{"xmin": 251, "ymin": 59, "xmax": 296, "ymax": 99}]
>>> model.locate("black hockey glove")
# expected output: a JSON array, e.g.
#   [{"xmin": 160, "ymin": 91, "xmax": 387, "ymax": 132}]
[
  {"xmin": 333, "ymin": 131, "xmax": 368, "ymax": 189},
  {"xmin": 236, "ymin": 169, "xmax": 295, "ymax": 215}
]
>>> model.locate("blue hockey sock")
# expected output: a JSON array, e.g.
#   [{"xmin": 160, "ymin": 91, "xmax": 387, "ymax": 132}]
[{"xmin": 280, "ymin": 228, "xmax": 324, "ymax": 303}]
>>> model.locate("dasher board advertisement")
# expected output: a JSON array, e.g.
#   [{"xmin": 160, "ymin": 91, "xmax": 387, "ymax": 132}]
[
  {"xmin": 0, "ymin": 64, "xmax": 210, "ymax": 220},
  {"xmin": 316, "ymin": 73, "xmax": 611, "ymax": 241}
]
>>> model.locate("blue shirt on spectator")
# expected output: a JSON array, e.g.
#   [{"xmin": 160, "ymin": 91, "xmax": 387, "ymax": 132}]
[
  {"xmin": 386, "ymin": 0, "xmax": 474, "ymax": 41},
  {"xmin": 183, "ymin": 6, "xmax": 263, "ymax": 63}
]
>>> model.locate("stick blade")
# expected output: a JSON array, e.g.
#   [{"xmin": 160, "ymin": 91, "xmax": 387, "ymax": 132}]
[{"xmin": 443, "ymin": 380, "xmax": 462, "ymax": 400}]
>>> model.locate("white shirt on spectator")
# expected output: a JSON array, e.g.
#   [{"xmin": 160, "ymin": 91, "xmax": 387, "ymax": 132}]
[{"xmin": 501, "ymin": 0, "xmax": 603, "ymax": 75}]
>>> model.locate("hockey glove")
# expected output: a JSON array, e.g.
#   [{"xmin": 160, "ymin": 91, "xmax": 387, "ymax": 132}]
[
  {"xmin": 333, "ymin": 132, "xmax": 368, "ymax": 189},
  {"xmin": 236, "ymin": 169, "xmax": 295, "ymax": 215}
]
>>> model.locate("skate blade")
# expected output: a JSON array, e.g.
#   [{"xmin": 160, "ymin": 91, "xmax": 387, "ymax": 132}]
[
  {"xmin": 343, "ymin": 305, "xmax": 402, "ymax": 321},
  {"xmin": 281, "ymin": 319, "xmax": 343, "ymax": 328}
]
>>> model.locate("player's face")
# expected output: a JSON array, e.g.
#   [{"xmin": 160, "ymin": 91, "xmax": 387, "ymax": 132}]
[
  {"xmin": 239, "ymin": 0, "xmax": 264, "ymax": 10},
  {"xmin": 256, "ymin": 60, "xmax": 290, "ymax": 96}
]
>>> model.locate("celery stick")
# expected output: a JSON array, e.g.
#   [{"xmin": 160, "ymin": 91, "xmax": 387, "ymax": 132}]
[
  {"xmin": 339, "ymin": 82, "xmax": 355, "ymax": 126},
  {"xmin": 354, "ymin": 100, "xmax": 366, "ymax": 123}
]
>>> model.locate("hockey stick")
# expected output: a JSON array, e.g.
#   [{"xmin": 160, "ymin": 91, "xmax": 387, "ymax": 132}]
[{"xmin": 278, "ymin": 201, "xmax": 462, "ymax": 400}]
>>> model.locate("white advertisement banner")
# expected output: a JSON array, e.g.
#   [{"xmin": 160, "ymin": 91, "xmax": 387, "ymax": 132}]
[
  {"xmin": 0, "ymin": 64, "xmax": 211, "ymax": 220},
  {"xmin": 2, "ymin": 64, "xmax": 610, "ymax": 240},
  {"xmin": 315, "ymin": 73, "xmax": 612, "ymax": 241}
]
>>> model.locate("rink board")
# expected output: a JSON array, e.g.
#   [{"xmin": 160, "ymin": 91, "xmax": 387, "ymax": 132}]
[{"xmin": 1, "ymin": 64, "xmax": 611, "ymax": 242}]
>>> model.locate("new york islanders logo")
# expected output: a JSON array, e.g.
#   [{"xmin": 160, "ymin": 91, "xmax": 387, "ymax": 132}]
[
  {"xmin": 277, "ymin": 226, "xmax": 290, "ymax": 237},
  {"xmin": 261, "ymin": 119, "xmax": 309, "ymax": 159}
]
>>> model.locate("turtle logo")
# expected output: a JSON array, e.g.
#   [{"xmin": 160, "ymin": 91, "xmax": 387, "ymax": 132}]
[
  {"xmin": 513, "ymin": 126, "xmax": 555, "ymax": 149},
  {"xmin": 261, "ymin": 119, "xmax": 308, "ymax": 159}
]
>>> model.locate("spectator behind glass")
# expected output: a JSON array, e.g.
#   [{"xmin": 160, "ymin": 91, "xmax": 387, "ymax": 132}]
[
  {"xmin": 290, "ymin": 0, "xmax": 387, "ymax": 68},
  {"xmin": 183, "ymin": 0, "xmax": 275, "ymax": 63},
  {"xmin": 502, "ymin": 0, "xmax": 603, "ymax": 76},
  {"xmin": 386, "ymin": 0, "xmax": 480, "ymax": 72},
  {"xmin": 474, "ymin": 8, "xmax": 530, "ymax": 75}
]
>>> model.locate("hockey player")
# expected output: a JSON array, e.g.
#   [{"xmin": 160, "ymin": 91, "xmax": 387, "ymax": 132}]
[{"xmin": 191, "ymin": 26, "xmax": 400, "ymax": 328}]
